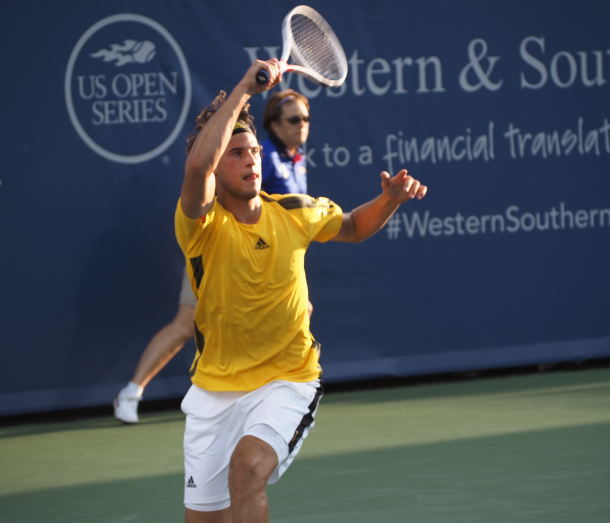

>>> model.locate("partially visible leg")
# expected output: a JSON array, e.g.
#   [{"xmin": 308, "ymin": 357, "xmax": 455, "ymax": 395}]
[
  {"xmin": 131, "ymin": 303, "xmax": 196, "ymax": 388},
  {"xmin": 114, "ymin": 303, "xmax": 195, "ymax": 423},
  {"xmin": 228, "ymin": 436, "xmax": 278, "ymax": 523}
]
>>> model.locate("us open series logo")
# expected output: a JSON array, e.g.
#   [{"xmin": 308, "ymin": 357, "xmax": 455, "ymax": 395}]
[{"xmin": 65, "ymin": 14, "xmax": 192, "ymax": 164}]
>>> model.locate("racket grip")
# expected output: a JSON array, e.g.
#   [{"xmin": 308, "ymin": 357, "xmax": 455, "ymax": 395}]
[{"xmin": 256, "ymin": 70, "xmax": 269, "ymax": 85}]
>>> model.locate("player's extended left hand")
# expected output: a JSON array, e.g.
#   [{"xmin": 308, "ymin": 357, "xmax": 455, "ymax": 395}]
[{"xmin": 380, "ymin": 169, "xmax": 427, "ymax": 203}]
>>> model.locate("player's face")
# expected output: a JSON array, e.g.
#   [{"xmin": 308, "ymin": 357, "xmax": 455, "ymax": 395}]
[
  {"xmin": 215, "ymin": 132, "xmax": 262, "ymax": 200},
  {"xmin": 272, "ymin": 100, "xmax": 309, "ymax": 150}
]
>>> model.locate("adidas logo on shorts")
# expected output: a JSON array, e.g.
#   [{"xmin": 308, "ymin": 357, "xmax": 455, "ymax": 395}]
[
  {"xmin": 254, "ymin": 237, "xmax": 270, "ymax": 250},
  {"xmin": 186, "ymin": 476, "xmax": 197, "ymax": 488}
]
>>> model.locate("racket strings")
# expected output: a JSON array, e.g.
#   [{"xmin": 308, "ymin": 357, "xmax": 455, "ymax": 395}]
[{"xmin": 290, "ymin": 14, "xmax": 345, "ymax": 81}]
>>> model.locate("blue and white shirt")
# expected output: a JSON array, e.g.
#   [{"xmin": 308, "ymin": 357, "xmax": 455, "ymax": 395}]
[{"xmin": 261, "ymin": 132, "xmax": 308, "ymax": 195}]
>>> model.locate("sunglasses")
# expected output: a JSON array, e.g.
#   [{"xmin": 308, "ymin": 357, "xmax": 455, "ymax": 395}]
[{"xmin": 283, "ymin": 115, "xmax": 310, "ymax": 125}]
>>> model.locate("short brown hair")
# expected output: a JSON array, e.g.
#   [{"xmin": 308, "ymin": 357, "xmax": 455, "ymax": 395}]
[
  {"xmin": 186, "ymin": 91, "xmax": 256, "ymax": 155},
  {"xmin": 262, "ymin": 89, "xmax": 309, "ymax": 133}
]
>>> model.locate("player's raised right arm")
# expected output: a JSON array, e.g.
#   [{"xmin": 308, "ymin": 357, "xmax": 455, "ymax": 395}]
[{"xmin": 180, "ymin": 60, "xmax": 281, "ymax": 220}]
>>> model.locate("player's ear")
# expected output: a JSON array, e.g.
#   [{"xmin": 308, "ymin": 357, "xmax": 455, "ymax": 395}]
[{"xmin": 270, "ymin": 120, "xmax": 281, "ymax": 134}]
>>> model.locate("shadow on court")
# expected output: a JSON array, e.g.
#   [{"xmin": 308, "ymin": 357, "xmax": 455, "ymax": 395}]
[
  {"xmin": 0, "ymin": 474, "xmax": 185, "ymax": 523},
  {"xmin": 270, "ymin": 422, "xmax": 610, "ymax": 523},
  {"xmin": 1, "ymin": 422, "xmax": 608, "ymax": 523}
]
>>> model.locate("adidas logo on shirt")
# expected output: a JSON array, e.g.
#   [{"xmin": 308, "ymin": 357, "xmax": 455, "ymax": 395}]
[
  {"xmin": 186, "ymin": 476, "xmax": 197, "ymax": 488},
  {"xmin": 254, "ymin": 238, "xmax": 270, "ymax": 250}
]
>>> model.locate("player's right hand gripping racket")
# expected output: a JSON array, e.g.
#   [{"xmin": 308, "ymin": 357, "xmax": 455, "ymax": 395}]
[{"xmin": 256, "ymin": 5, "xmax": 348, "ymax": 88}]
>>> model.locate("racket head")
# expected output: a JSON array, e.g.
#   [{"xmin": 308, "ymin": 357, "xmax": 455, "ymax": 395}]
[{"xmin": 281, "ymin": 6, "xmax": 348, "ymax": 87}]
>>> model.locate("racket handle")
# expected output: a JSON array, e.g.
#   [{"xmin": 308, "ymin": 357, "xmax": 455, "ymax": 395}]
[{"xmin": 256, "ymin": 70, "xmax": 269, "ymax": 85}]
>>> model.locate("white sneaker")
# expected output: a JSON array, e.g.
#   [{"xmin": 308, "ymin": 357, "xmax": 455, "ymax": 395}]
[{"xmin": 113, "ymin": 390, "xmax": 142, "ymax": 424}]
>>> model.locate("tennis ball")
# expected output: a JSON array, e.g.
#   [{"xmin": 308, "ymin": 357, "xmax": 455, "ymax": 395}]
[{"xmin": 132, "ymin": 41, "xmax": 156, "ymax": 63}]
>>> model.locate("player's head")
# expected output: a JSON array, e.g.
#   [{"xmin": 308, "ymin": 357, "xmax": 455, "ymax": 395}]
[
  {"xmin": 263, "ymin": 89, "xmax": 310, "ymax": 150},
  {"xmin": 187, "ymin": 91, "xmax": 261, "ymax": 201},
  {"xmin": 214, "ymin": 124, "xmax": 261, "ymax": 201}
]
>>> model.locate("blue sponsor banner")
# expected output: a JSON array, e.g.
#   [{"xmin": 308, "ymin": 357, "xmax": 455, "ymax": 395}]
[{"xmin": 1, "ymin": 0, "xmax": 609, "ymax": 415}]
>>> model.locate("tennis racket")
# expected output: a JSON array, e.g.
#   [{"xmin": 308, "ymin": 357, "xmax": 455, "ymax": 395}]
[{"xmin": 256, "ymin": 5, "xmax": 348, "ymax": 88}]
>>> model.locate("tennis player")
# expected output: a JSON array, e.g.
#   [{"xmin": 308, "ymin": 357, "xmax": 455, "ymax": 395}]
[
  {"xmin": 177, "ymin": 58, "xmax": 426, "ymax": 523},
  {"xmin": 113, "ymin": 90, "xmax": 314, "ymax": 424}
]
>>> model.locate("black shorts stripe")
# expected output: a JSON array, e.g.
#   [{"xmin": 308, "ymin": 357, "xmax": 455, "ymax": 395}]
[
  {"xmin": 190, "ymin": 256, "xmax": 204, "ymax": 288},
  {"xmin": 288, "ymin": 382, "xmax": 324, "ymax": 454},
  {"xmin": 190, "ymin": 322, "xmax": 205, "ymax": 377}
]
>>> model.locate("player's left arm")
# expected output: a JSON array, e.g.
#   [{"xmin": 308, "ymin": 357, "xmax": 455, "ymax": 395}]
[{"xmin": 331, "ymin": 170, "xmax": 427, "ymax": 243}]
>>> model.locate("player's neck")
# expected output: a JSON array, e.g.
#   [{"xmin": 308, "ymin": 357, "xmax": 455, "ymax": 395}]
[{"xmin": 217, "ymin": 191, "xmax": 262, "ymax": 225}]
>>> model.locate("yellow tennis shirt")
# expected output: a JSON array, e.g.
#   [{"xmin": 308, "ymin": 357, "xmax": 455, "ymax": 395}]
[{"xmin": 175, "ymin": 192, "xmax": 343, "ymax": 391}]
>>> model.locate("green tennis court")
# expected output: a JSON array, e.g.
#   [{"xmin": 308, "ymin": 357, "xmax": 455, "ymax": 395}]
[{"xmin": 1, "ymin": 367, "xmax": 609, "ymax": 523}]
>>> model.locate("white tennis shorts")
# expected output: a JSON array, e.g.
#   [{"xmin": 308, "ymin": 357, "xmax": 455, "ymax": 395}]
[{"xmin": 182, "ymin": 379, "xmax": 323, "ymax": 511}]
